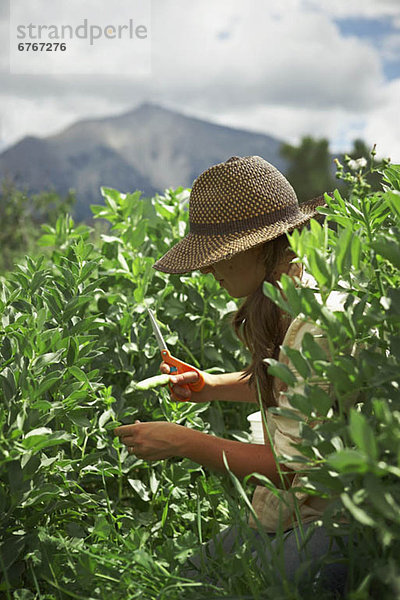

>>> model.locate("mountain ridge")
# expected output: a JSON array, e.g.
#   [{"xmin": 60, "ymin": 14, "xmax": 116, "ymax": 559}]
[{"xmin": 0, "ymin": 103, "xmax": 287, "ymax": 221}]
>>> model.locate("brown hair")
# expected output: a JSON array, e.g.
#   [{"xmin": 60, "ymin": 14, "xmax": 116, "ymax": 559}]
[{"xmin": 231, "ymin": 235, "xmax": 296, "ymax": 408}]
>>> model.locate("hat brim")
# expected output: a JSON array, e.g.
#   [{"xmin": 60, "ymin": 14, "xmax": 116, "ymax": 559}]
[{"xmin": 153, "ymin": 194, "xmax": 327, "ymax": 274}]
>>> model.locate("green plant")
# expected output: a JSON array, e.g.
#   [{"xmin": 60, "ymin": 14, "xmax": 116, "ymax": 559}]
[
  {"xmin": 0, "ymin": 187, "xmax": 250, "ymax": 598},
  {"xmin": 1, "ymin": 155, "xmax": 399, "ymax": 599},
  {"xmin": 262, "ymin": 156, "xmax": 400, "ymax": 598}
]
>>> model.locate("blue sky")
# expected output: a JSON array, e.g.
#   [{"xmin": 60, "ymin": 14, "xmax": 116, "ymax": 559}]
[
  {"xmin": 335, "ymin": 16, "xmax": 400, "ymax": 81},
  {"xmin": 0, "ymin": 0, "xmax": 399, "ymax": 160}
]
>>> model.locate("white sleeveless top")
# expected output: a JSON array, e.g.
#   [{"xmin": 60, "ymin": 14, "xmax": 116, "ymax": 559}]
[{"xmin": 249, "ymin": 274, "xmax": 348, "ymax": 532}]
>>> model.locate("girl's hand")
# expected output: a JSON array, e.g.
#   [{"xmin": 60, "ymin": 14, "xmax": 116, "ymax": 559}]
[
  {"xmin": 114, "ymin": 420, "xmax": 189, "ymax": 460},
  {"xmin": 159, "ymin": 362, "xmax": 215, "ymax": 402}
]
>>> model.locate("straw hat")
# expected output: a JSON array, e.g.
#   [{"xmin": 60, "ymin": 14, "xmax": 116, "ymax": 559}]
[{"xmin": 153, "ymin": 155, "xmax": 328, "ymax": 274}]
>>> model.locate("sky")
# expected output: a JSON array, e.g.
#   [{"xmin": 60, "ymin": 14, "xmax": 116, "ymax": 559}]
[{"xmin": 1, "ymin": 0, "xmax": 400, "ymax": 161}]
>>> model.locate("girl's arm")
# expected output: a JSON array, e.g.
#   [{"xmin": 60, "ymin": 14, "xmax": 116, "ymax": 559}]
[
  {"xmin": 114, "ymin": 421, "xmax": 294, "ymax": 487},
  {"xmin": 177, "ymin": 426, "xmax": 293, "ymax": 486},
  {"xmin": 209, "ymin": 371, "xmax": 257, "ymax": 403},
  {"xmin": 161, "ymin": 362, "xmax": 257, "ymax": 403}
]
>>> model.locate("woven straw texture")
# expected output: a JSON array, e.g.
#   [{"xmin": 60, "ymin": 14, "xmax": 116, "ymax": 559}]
[{"xmin": 153, "ymin": 156, "xmax": 327, "ymax": 274}]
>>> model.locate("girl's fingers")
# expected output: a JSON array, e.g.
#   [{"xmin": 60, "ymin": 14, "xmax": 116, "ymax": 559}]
[
  {"xmin": 171, "ymin": 385, "xmax": 191, "ymax": 400},
  {"xmin": 120, "ymin": 435, "xmax": 135, "ymax": 446},
  {"xmin": 158, "ymin": 366, "xmax": 198, "ymax": 401},
  {"xmin": 170, "ymin": 372, "xmax": 201, "ymax": 401},
  {"xmin": 170, "ymin": 371, "xmax": 199, "ymax": 385},
  {"xmin": 114, "ymin": 423, "xmax": 139, "ymax": 437},
  {"xmin": 120, "ymin": 436, "xmax": 135, "ymax": 446}
]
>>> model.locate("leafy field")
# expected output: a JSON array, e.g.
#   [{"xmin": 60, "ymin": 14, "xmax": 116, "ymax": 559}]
[{"xmin": 1, "ymin": 159, "xmax": 400, "ymax": 599}]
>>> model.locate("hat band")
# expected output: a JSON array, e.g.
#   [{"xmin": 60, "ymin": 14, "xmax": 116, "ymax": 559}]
[{"xmin": 190, "ymin": 203, "xmax": 301, "ymax": 235}]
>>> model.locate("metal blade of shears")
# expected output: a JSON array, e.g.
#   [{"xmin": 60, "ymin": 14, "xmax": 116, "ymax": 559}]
[
  {"xmin": 147, "ymin": 307, "xmax": 204, "ymax": 388},
  {"xmin": 147, "ymin": 308, "xmax": 168, "ymax": 352}
]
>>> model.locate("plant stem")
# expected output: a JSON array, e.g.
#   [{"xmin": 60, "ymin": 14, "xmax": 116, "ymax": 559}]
[
  {"xmin": 81, "ymin": 433, "xmax": 88, "ymax": 459},
  {"xmin": 176, "ymin": 339, "xmax": 201, "ymax": 368},
  {"xmin": 200, "ymin": 319, "xmax": 205, "ymax": 366},
  {"xmin": 361, "ymin": 198, "xmax": 385, "ymax": 300},
  {"xmin": 117, "ymin": 445, "xmax": 123, "ymax": 502}
]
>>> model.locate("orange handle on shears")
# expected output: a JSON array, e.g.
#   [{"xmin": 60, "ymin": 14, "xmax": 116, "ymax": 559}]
[{"xmin": 160, "ymin": 348, "xmax": 205, "ymax": 393}]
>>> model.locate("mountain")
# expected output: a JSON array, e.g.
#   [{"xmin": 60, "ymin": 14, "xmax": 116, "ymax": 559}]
[{"xmin": 0, "ymin": 103, "xmax": 286, "ymax": 221}]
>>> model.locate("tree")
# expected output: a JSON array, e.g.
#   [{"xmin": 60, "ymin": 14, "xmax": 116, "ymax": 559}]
[
  {"xmin": 0, "ymin": 179, "xmax": 76, "ymax": 273},
  {"xmin": 280, "ymin": 136, "xmax": 336, "ymax": 203}
]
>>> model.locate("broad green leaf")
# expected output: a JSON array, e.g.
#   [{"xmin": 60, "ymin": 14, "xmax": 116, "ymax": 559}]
[
  {"xmin": 371, "ymin": 239, "xmax": 400, "ymax": 269},
  {"xmin": 308, "ymin": 249, "xmax": 330, "ymax": 288},
  {"xmin": 25, "ymin": 427, "xmax": 53, "ymax": 438},
  {"xmin": 263, "ymin": 281, "xmax": 291, "ymax": 313},
  {"xmin": 298, "ymin": 289, "xmax": 323, "ymax": 319},
  {"xmin": 32, "ymin": 371, "xmax": 61, "ymax": 399},
  {"xmin": 128, "ymin": 478, "xmax": 151, "ymax": 502},
  {"xmin": 382, "ymin": 165, "xmax": 400, "ymax": 192},
  {"xmin": 350, "ymin": 234, "xmax": 361, "ymax": 270},
  {"xmin": 118, "ymin": 251, "xmax": 130, "ymax": 272},
  {"xmin": 77, "ymin": 260, "xmax": 99, "ymax": 284},
  {"xmin": 349, "ymin": 410, "xmax": 378, "ymax": 460},
  {"xmin": 63, "ymin": 295, "xmax": 92, "ymax": 321},
  {"xmin": 264, "ymin": 358, "xmax": 297, "ymax": 387},
  {"xmin": 301, "ymin": 332, "xmax": 328, "ymax": 362},
  {"xmin": 57, "ymin": 265, "xmax": 75, "ymax": 290},
  {"xmin": 22, "ymin": 430, "xmax": 73, "ymax": 451},
  {"xmin": 21, "ymin": 483, "xmax": 64, "ymax": 507},
  {"xmin": 68, "ymin": 316, "xmax": 107, "ymax": 335},
  {"xmin": 101, "ymin": 187, "xmax": 120, "ymax": 213},
  {"xmin": 327, "ymin": 449, "xmax": 368, "ymax": 473},
  {"xmin": 0, "ymin": 337, "xmax": 12, "ymax": 361},
  {"xmin": 281, "ymin": 345, "xmax": 311, "ymax": 379},
  {"xmin": 335, "ymin": 226, "xmax": 353, "ymax": 275},
  {"xmin": 279, "ymin": 274, "xmax": 302, "ymax": 315},
  {"xmin": 0, "ymin": 368, "xmax": 17, "ymax": 401},
  {"xmin": 11, "ymin": 299, "xmax": 32, "ymax": 313},
  {"xmin": 67, "ymin": 337, "xmax": 79, "ymax": 366},
  {"xmin": 68, "ymin": 411, "xmax": 91, "ymax": 427},
  {"xmin": 149, "ymin": 470, "xmax": 159, "ymax": 495},
  {"xmin": 69, "ymin": 366, "xmax": 89, "ymax": 382},
  {"xmin": 90, "ymin": 204, "xmax": 112, "ymax": 218},
  {"xmin": 93, "ymin": 515, "xmax": 112, "ymax": 540},
  {"xmin": 384, "ymin": 190, "xmax": 400, "ymax": 220},
  {"xmin": 287, "ymin": 392, "xmax": 313, "ymax": 417},
  {"xmin": 341, "ymin": 493, "xmax": 375, "ymax": 526},
  {"xmin": 99, "ymin": 409, "xmax": 114, "ymax": 430},
  {"xmin": 308, "ymin": 385, "xmax": 333, "ymax": 416},
  {"xmin": 37, "ymin": 233, "xmax": 57, "ymax": 246},
  {"xmin": 268, "ymin": 406, "xmax": 303, "ymax": 421},
  {"xmin": 31, "ymin": 350, "xmax": 64, "ymax": 371}
]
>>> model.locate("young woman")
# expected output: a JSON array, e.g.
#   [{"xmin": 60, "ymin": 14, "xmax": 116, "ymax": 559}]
[{"xmin": 114, "ymin": 156, "xmax": 347, "ymax": 592}]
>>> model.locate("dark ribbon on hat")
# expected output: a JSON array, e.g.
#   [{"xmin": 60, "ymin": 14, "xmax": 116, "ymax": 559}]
[{"xmin": 190, "ymin": 203, "xmax": 301, "ymax": 235}]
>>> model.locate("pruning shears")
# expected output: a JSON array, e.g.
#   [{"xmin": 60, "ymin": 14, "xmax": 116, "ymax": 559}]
[{"xmin": 147, "ymin": 308, "xmax": 205, "ymax": 393}]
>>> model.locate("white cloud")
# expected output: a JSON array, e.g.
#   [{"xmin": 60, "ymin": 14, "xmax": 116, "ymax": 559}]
[
  {"xmin": 0, "ymin": 0, "xmax": 398, "ymax": 161},
  {"xmin": 363, "ymin": 78, "xmax": 400, "ymax": 161},
  {"xmin": 381, "ymin": 33, "xmax": 400, "ymax": 61},
  {"xmin": 211, "ymin": 103, "xmax": 363, "ymax": 149},
  {"xmin": 149, "ymin": 0, "xmax": 384, "ymax": 110},
  {"xmin": 209, "ymin": 87, "xmax": 400, "ymax": 162},
  {"xmin": 0, "ymin": 94, "xmax": 130, "ymax": 148},
  {"xmin": 305, "ymin": 0, "xmax": 400, "ymax": 20}
]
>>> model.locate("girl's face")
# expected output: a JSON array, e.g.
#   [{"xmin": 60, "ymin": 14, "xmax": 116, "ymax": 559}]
[{"xmin": 199, "ymin": 246, "xmax": 267, "ymax": 298}]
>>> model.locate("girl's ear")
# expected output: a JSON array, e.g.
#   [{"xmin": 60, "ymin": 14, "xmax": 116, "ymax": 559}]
[{"xmin": 272, "ymin": 248, "xmax": 299, "ymax": 281}]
